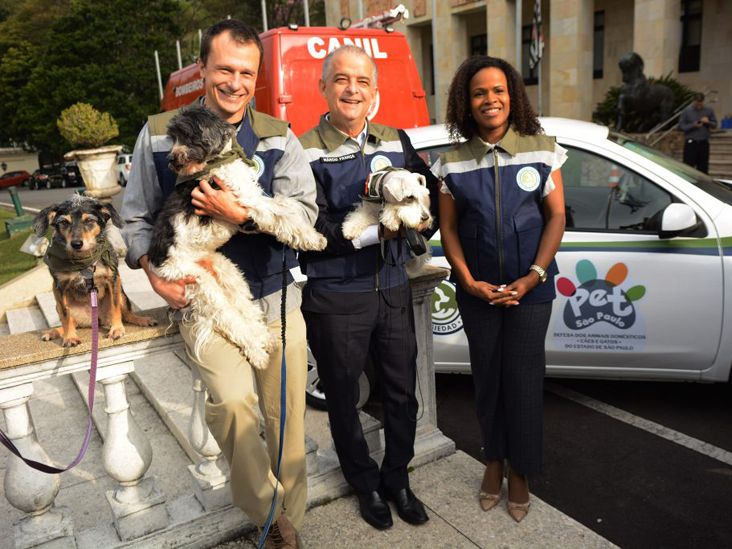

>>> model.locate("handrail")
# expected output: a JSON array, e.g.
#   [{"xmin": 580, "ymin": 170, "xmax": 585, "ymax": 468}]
[{"xmin": 646, "ymin": 88, "xmax": 718, "ymax": 146}]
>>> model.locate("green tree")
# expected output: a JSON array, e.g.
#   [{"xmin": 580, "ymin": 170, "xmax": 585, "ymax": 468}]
[{"xmin": 11, "ymin": 0, "xmax": 181, "ymax": 155}]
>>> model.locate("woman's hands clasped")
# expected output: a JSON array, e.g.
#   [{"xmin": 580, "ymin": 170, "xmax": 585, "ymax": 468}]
[{"xmin": 464, "ymin": 273, "xmax": 540, "ymax": 307}]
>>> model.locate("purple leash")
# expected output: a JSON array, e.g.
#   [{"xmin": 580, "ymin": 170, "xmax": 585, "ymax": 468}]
[{"xmin": 0, "ymin": 287, "xmax": 99, "ymax": 474}]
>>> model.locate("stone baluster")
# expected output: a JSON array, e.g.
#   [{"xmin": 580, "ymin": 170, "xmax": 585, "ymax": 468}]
[
  {"xmin": 187, "ymin": 367, "xmax": 229, "ymax": 511},
  {"xmin": 0, "ymin": 383, "xmax": 74, "ymax": 549},
  {"xmin": 409, "ymin": 268, "xmax": 456, "ymax": 461},
  {"xmin": 98, "ymin": 363, "xmax": 167, "ymax": 541}
]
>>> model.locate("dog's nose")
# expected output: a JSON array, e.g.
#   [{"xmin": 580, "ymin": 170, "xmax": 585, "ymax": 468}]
[
  {"xmin": 421, "ymin": 213, "xmax": 430, "ymax": 221},
  {"xmin": 71, "ymin": 240, "xmax": 83, "ymax": 250}
]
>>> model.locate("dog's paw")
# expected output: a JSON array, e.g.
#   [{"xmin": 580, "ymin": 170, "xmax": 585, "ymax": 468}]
[
  {"xmin": 42, "ymin": 329, "xmax": 61, "ymax": 341},
  {"xmin": 245, "ymin": 335, "xmax": 276, "ymax": 370},
  {"xmin": 107, "ymin": 326, "xmax": 126, "ymax": 340},
  {"xmin": 300, "ymin": 233, "xmax": 328, "ymax": 251},
  {"xmin": 139, "ymin": 316, "xmax": 158, "ymax": 327},
  {"xmin": 341, "ymin": 221, "xmax": 359, "ymax": 240},
  {"xmin": 62, "ymin": 336, "xmax": 82, "ymax": 347}
]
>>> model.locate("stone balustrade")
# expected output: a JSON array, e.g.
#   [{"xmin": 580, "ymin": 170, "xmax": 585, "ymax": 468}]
[{"xmin": 0, "ymin": 268, "xmax": 454, "ymax": 548}]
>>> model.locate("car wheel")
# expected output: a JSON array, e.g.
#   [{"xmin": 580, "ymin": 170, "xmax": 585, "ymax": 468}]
[
  {"xmin": 305, "ymin": 349, "xmax": 371, "ymax": 410},
  {"xmin": 31, "ymin": 180, "xmax": 38, "ymax": 190},
  {"xmin": 45, "ymin": 179, "xmax": 52, "ymax": 190},
  {"xmin": 61, "ymin": 178, "xmax": 67, "ymax": 188}
]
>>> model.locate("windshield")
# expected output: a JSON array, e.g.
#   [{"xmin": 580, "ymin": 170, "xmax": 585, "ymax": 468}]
[{"xmin": 609, "ymin": 132, "xmax": 732, "ymax": 205}]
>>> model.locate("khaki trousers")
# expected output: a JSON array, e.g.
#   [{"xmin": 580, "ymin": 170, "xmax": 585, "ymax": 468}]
[{"xmin": 179, "ymin": 307, "xmax": 308, "ymax": 530}]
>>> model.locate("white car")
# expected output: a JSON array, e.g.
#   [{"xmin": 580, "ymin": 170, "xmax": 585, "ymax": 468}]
[
  {"xmin": 117, "ymin": 154, "xmax": 133, "ymax": 186},
  {"xmin": 305, "ymin": 118, "xmax": 732, "ymax": 408}
]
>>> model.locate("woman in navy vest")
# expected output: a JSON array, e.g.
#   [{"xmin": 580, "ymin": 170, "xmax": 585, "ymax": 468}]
[{"xmin": 433, "ymin": 56, "xmax": 567, "ymax": 522}]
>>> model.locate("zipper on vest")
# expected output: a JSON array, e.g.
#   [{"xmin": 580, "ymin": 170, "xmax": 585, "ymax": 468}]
[{"xmin": 493, "ymin": 148, "xmax": 504, "ymax": 281}]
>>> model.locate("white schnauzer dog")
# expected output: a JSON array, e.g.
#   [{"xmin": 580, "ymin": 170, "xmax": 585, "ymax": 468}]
[
  {"xmin": 148, "ymin": 104, "xmax": 326, "ymax": 369},
  {"xmin": 342, "ymin": 167, "xmax": 433, "ymax": 276}
]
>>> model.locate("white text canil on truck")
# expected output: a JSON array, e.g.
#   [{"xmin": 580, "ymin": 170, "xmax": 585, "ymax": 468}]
[{"xmin": 306, "ymin": 37, "xmax": 388, "ymax": 59}]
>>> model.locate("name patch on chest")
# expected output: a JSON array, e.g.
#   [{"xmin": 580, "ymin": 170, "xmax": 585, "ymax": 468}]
[{"xmin": 320, "ymin": 153, "xmax": 357, "ymax": 163}]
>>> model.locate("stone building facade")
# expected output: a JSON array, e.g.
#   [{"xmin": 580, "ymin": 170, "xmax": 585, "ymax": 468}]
[{"xmin": 327, "ymin": 0, "xmax": 732, "ymax": 125}]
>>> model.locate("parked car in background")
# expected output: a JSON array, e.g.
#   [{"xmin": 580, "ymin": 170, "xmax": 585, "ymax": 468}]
[
  {"xmin": 117, "ymin": 154, "xmax": 132, "ymax": 186},
  {"xmin": 62, "ymin": 161, "xmax": 83, "ymax": 188},
  {"xmin": 305, "ymin": 118, "xmax": 732, "ymax": 408},
  {"xmin": 30, "ymin": 165, "xmax": 65, "ymax": 190},
  {"xmin": 0, "ymin": 170, "xmax": 31, "ymax": 188}
]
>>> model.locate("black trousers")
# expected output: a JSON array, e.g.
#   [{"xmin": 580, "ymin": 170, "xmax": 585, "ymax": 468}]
[
  {"xmin": 683, "ymin": 138, "xmax": 709, "ymax": 174},
  {"xmin": 302, "ymin": 283, "xmax": 418, "ymax": 493},
  {"xmin": 458, "ymin": 298, "xmax": 552, "ymax": 476}
]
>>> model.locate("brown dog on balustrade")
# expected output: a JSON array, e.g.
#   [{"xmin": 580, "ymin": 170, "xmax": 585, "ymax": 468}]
[{"xmin": 33, "ymin": 195, "xmax": 157, "ymax": 347}]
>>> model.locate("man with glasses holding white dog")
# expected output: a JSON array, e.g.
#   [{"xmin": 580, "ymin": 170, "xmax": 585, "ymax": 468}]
[
  {"xmin": 299, "ymin": 45, "xmax": 439, "ymax": 531},
  {"xmin": 122, "ymin": 19, "xmax": 316, "ymax": 549}
]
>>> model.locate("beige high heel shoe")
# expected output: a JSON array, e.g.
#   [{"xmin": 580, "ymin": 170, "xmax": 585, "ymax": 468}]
[
  {"xmin": 506, "ymin": 499, "xmax": 531, "ymax": 523},
  {"xmin": 479, "ymin": 490, "xmax": 501, "ymax": 512},
  {"xmin": 479, "ymin": 461, "xmax": 503, "ymax": 511}
]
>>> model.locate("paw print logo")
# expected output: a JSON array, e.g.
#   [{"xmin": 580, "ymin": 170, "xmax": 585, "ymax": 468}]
[{"xmin": 557, "ymin": 259, "xmax": 646, "ymax": 330}]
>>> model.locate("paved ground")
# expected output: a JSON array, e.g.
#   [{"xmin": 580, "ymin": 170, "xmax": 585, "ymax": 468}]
[{"xmin": 424, "ymin": 374, "xmax": 732, "ymax": 549}]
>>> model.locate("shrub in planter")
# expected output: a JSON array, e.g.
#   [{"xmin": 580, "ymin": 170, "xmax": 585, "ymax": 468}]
[
  {"xmin": 57, "ymin": 103, "xmax": 122, "ymax": 199},
  {"xmin": 57, "ymin": 103, "xmax": 119, "ymax": 149}
]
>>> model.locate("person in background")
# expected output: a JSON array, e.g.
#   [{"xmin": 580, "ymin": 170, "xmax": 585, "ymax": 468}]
[
  {"xmin": 434, "ymin": 55, "xmax": 566, "ymax": 523},
  {"xmin": 299, "ymin": 45, "xmax": 439, "ymax": 531},
  {"xmin": 679, "ymin": 92, "xmax": 717, "ymax": 174}
]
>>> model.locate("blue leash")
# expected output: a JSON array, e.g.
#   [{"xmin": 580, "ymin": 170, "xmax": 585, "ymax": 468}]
[{"xmin": 257, "ymin": 250, "xmax": 288, "ymax": 548}]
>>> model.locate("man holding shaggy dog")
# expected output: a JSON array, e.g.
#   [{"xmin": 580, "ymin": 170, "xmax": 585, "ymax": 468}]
[
  {"xmin": 121, "ymin": 19, "xmax": 316, "ymax": 548},
  {"xmin": 299, "ymin": 46, "xmax": 439, "ymax": 530}
]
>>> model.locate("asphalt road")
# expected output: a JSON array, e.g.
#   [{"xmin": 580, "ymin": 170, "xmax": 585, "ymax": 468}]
[
  {"xmin": 423, "ymin": 375, "xmax": 732, "ymax": 549},
  {"xmin": 0, "ymin": 185, "xmax": 124, "ymax": 214}
]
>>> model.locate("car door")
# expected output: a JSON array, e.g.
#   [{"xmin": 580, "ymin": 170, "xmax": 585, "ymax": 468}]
[{"xmin": 548, "ymin": 139, "xmax": 723, "ymax": 378}]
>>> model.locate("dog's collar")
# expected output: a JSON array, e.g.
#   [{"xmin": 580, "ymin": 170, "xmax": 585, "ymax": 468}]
[
  {"xmin": 361, "ymin": 167, "xmax": 405, "ymax": 203},
  {"xmin": 43, "ymin": 238, "xmax": 118, "ymax": 279},
  {"xmin": 175, "ymin": 141, "xmax": 256, "ymax": 186}
]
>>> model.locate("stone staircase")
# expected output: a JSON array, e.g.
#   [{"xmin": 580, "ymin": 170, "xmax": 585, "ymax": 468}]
[
  {"xmin": 0, "ymin": 266, "xmax": 455, "ymax": 548},
  {"xmin": 709, "ymin": 130, "xmax": 732, "ymax": 180}
]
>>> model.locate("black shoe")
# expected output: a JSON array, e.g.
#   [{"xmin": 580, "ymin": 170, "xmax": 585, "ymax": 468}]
[
  {"xmin": 356, "ymin": 490, "xmax": 393, "ymax": 530},
  {"xmin": 382, "ymin": 487, "xmax": 429, "ymax": 525}
]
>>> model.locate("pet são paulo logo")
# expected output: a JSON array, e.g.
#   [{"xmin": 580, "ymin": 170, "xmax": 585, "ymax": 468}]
[{"xmin": 557, "ymin": 259, "xmax": 645, "ymax": 330}]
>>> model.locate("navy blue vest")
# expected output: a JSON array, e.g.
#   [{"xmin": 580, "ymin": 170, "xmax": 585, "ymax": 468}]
[
  {"xmin": 439, "ymin": 133, "xmax": 559, "ymax": 305},
  {"xmin": 299, "ymin": 122, "xmax": 413, "ymax": 292}
]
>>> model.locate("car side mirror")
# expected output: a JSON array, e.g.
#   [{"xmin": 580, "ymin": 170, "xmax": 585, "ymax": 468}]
[{"xmin": 658, "ymin": 203, "xmax": 700, "ymax": 238}]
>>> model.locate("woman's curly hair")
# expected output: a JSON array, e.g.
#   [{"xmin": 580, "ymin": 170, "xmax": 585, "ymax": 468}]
[{"xmin": 445, "ymin": 55, "xmax": 541, "ymax": 142}]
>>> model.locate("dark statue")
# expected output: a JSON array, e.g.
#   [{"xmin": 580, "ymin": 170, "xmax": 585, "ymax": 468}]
[{"xmin": 616, "ymin": 52, "xmax": 674, "ymax": 132}]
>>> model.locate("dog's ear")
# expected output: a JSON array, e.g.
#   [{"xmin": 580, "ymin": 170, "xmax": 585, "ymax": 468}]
[
  {"xmin": 98, "ymin": 203, "xmax": 124, "ymax": 228},
  {"xmin": 32, "ymin": 205, "xmax": 57, "ymax": 236}
]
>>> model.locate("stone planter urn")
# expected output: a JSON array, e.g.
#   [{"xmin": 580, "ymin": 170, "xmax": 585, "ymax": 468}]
[{"xmin": 65, "ymin": 145, "xmax": 123, "ymax": 202}]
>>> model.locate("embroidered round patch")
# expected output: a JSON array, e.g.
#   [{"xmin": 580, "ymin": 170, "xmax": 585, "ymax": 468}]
[
  {"xmin": 370, "ymin": 154, "xmax": 392, "ymax": 172},
  {"xmin": 252, "ymin": 155, "xmax": 265, "ymax": 180},
  {"xmin": 516, "ymin": 166, "xmax": 541, "ymax": 192}
]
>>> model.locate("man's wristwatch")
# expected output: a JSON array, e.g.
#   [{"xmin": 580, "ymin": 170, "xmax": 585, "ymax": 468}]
[{"xmin": 529, "ymin": 264, "xmax": 547, "ymax": 283}]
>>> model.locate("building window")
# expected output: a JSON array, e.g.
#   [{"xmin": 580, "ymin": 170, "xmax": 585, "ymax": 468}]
[
  {"xmin": 593, "ymin": 11, "xmax": 604, "ymax": 79},
  {"xmin": 470, "ymin": 34, "xmax": 487, "ymax": 56},
  {"xmin": 679, "ymin": 0, "xmax": 702, "ymax": 73},
  {"xmin": 521, "ymin": 25, "xmax": 538, "ymax": 86}
]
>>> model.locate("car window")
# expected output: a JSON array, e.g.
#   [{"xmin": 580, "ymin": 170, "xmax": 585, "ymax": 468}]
[
  {"xmin": 610, "ymin": 134, "xmax": 732, "ymax": 206},
  {"xmin": 561, "ymin": 146, "xmax": 672, "ymax": 232},
  {"xmin": 415, "ymin": 145, "xmax": 451, "ymax": 168}
]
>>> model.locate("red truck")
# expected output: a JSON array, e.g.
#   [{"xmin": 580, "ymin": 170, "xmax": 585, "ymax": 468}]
[{"xmin": 161, "ymin": 26, "xmax": 430, "ymax": 135}]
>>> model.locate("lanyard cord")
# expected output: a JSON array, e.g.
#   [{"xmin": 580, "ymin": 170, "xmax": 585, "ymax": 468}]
[{"xmin": 257, "ymin": 249, "xmax": 288, "ymax": 548}]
